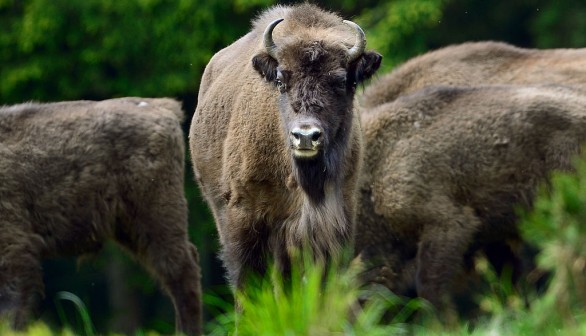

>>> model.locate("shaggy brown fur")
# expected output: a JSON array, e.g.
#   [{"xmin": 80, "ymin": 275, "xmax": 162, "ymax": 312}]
[
  {"xmin": 356, "ymin": 84, "xmax": 586, "ymax": 319},
  {"xmin": 190, "ymin": 4, "xmax": 381, "ymax": 289},
  {"xmin": 0, "ymin": 98, "xmax": 202, "ymax": 335},
  {"xmin": 355, "ymin": 41, "xmax": 586, "ymax": 319},
  {"xmin": 360, "ymin": 41, "xmax": 586, "ymax": 109}
]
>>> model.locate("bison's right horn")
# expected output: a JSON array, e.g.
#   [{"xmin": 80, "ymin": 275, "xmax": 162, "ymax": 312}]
[
  {"xmin": 343, "ymin": 20, "xmax": 366, "ymax": 62},
  {"xmin": 263, "ymin": 18, "xmax": 284, "ymax": 59}
]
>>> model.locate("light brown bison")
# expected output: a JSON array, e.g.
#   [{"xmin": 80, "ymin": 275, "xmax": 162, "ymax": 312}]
[
  {"xmin": 356, "ymin": 84, "xmax": 586, "ymax": 319},
  {"xmin": 360, "ymin": 41, "xmax": 586, "ymax": 109},
  {"xmin": 0, "ymin": 98, "xmax": 202, "ymax": 335},
  {"xmin": 190, "ymin": 4, "xmax": 382, "ymax": 288}
]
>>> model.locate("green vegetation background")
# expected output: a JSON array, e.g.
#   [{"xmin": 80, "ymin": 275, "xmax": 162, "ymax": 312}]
[{"xmin": 1, "ymin": 0, "xmax": 585, "ymax": 334}]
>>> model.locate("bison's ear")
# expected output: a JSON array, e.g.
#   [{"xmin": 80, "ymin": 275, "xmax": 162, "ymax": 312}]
[
  {"xmin": 252, "ymin": 53, "xmax": 279, "ymax": 83},
  {"xmin": 351, "ymin": 51, "xmax": 382, "ymax": 84}
]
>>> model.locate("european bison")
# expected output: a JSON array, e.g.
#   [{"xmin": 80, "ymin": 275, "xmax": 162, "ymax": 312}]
[
  {"xmin": 190, "ymin": 4, "xmax": 382, "ymax": 289},
  {"xmin": 356, "ymin": 84, "xmax": 586, "ymax": 319},
  {"xmin": 0, "ymin": 98, "xmax": 202, "ymax": 335},
  {"xmin": 355, "ymin": 41, "xmax": 586, "ymax": 318},
  {"xmin": 360, "ymin": 41, "xmax": 586, "ymax": 109}
]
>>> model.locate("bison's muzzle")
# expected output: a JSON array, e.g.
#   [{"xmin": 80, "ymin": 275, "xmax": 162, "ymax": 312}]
[{"xmin": 290, "ymin": 123, "xmax": 323, "ymax": 159}]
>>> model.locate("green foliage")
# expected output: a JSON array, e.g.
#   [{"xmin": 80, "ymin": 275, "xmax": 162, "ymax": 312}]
[
  {"xmin": 207, "ymin": 256, "xmax": 416, "ymax": 336},
  {"xmin": 0, "ymin": 321, "xmax": 76, "ymax": 336},
  {"xmin": 54, "ymin": 292, "xmax": 95, "ymax": 336},
  {"xmin": 357, "ymin": 0, "xmax": 448, "ymax": 72},
  {"xmin": 530, "ymin": 2, "xmax": 586, "ymax": 48},
  {"xmin": 473, "ymin": 257, "xmax": 524, "ymax": 316},
  {"xmin": 0, "ymin": 0, "xmax": 268, "ymax": 104},
  {"xmin": 233, "ymin": 0, "xmax": 274, "ymax": 12},
  {"xmin": 520, "ymin": 152, "xmax": 586, "ymax": 329}
]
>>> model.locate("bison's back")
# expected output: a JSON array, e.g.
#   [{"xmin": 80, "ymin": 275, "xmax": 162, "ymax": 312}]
[
  {"xmin": 360, "ymin": 41, "xmax": 586, "ymax": 109},
  {"xmin": 0, "ymin": 97, "xmax": 185, "ymax": 255},
  {"xmin": 356, "ymin": 84, "xmax": 586, "ymax": 302},
  {"xmin": 359, "ymin": 84, "xmax": 586, "ymax": 247}
]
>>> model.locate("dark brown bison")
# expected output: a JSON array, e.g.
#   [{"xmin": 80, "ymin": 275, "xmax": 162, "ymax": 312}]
[
  {"xmin": 355, "ymin": 41, "xmax": 586, "ymax": 319},
  {"xmin": 355, "ymin": 84, "xmax": 586, "ymax": 319},
  {"xmin": 190, "ymin": 4, "xmax": 382, "ymax": 289},
  {"xmin": 0, "ymin": 98, "xmax": 202, "ymax": 335},
  {"xmin": 360, "ymin": 41, "xmax": 586, "ymax": 109}
]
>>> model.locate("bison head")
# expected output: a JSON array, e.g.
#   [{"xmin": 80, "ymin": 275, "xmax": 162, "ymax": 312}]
[{"xmin": 252, "ymin": 19, "xmax": 382, "ymax": 202}]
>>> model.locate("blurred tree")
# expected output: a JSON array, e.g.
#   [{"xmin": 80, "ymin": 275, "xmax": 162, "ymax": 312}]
[
  {"xmin": 395, "ymin": 0, "xmax": 586, "ymax": 59},
  {"xmin": 424, "ymin": 0, "xmax": 537, "ymax": 48},
  {"xmin": 530, "ymin": 1, "xmax": 586, "ymax": 48},
  {"xmin": 0, "ymin": 0, "xmax": 266, "ymax": 105},
  {"xmin": 356, "ymin": 0, "xmax": 448, "ymax": 71}
]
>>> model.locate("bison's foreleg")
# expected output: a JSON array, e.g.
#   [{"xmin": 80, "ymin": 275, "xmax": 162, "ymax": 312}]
[
  {"xmin": 221, "ymin": 219, "xmax": 272, "ymax": 290},
  {"xmin": 355, "ymin": 240, "xmax": 418, "ymax": 297},
  {"xmin": 0, "ymin": 228, "xmax": 44, "ymax": 330},
  {"xmin": 415, "ymin": 205, "xmax": 480, "ymax": 324}
]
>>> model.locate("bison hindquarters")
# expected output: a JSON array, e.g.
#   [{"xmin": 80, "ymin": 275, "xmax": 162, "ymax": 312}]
[{"xmin": 0, "ymin": 97, "xmax": 202, "ymax": 335}]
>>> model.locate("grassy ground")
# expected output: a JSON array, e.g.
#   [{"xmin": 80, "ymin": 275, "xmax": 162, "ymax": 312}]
[{"xmin": 4, "ymin": 156, "xmax": 586, "ymax": 336}]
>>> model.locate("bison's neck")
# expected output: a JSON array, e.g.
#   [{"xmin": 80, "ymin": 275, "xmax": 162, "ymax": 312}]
[
  {"xmin": 286, "ymin": 181, "xmax": 351, "ymax": 261},
  {"xmin": 286, "ymin": 125, "xmax": 353, "ymax": 260},
  {"xmin": 293, "ymin": 158, "xmax": 327, "ymax": 203}
]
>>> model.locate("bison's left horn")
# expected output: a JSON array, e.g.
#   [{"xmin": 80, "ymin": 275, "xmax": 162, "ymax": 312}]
[
  {"xmin": 343, "ymin": 20, "xmax": 366, "ymax": 62},
  {"xmin": 263, "ymin": 18, "xmax": 284, "ymax": 59}
]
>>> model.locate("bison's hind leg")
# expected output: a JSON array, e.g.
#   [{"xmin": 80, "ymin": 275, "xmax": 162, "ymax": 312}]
[
  {"xmin": 415, "ymin": 204, "xmax": 482, "ymax": 325},
  {"xmin": 117, "ymin": 206, "xmax": 203, "ymax": 336},
  {"xmin": 154, "ymin": 241, "xmax": 203, "ymax": 336},
  {"xmin": 0, "ymin": 228, "xmax": 45, "ymax": 330}
]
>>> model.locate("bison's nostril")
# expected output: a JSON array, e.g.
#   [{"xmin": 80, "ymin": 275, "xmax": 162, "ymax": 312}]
[{"xmin": 311, "ymin": 130, "xmax": 322, "ymax": 142}]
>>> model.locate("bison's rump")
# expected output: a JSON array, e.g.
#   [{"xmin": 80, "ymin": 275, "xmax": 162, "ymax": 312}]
[{"xmin": 0, "ymin": 97, "xmax": 185, "ymax": 255}]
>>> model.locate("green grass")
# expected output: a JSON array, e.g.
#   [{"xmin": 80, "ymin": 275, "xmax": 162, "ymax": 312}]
[
  {"xmin": 205, "ymin": 151, "xmax": 586, "ymax": 336},
  {"xmin": 5, "ymin": 154, "xmax": 586, "ymax": 335},
  {"xmin": 222, "ymin": 257, "xmax": 416, "ymax": 336},
  {"xmin": 54, "ymin": 291, "xmax": 95, "ymax": 336}
]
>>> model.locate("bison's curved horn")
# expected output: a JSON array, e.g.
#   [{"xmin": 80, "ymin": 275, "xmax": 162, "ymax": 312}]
[
  {"xmin": 343, "ymin": 20, "xmax": 366, "ymax": 62},
  {"xmin": 263, "ymin": 18, "xmax": 284, "ymax": 59}
]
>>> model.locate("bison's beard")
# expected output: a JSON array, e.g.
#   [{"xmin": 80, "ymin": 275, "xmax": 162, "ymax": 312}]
[
  {"xmin": 293, "ymin": 155, "xmax": 327, "ymax": 204},
  {"xmin": 291, "ymin": 129, "xmax": 348, "ymax": 205}
]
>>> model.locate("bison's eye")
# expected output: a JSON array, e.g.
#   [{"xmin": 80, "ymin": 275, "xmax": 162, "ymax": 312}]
[
  {"xmin": 276, "ymin": 71, "xmax": 287, "ymax": 93},
  {"xmin": 276, "ymin": 79, "xmax": 286, "ymax": 93}
]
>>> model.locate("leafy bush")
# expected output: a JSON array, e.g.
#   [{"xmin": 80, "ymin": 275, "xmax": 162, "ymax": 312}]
[{"xmin": 519, "ymin": 152, "xmax": 586, "ymax": 330}]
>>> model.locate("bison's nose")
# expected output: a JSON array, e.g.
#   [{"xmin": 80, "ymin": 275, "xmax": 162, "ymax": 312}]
[{"xmin": 291, "ymin": 126, "xmax": 323, "ymax": 149}]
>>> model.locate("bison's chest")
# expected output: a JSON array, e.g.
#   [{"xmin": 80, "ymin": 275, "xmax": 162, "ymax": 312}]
[
  {"xmin": 222, "ymin": 134, "xmax": 291, "ymax": 189},
  {"xmin": 222, "ymin": 178, "xmax": 301, "ymax": 236}
]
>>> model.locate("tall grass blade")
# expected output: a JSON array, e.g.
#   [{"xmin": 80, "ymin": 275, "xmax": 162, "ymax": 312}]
[{"xmin": 54, "ymin": 291, "xmax": 95, "ymax": 336}]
